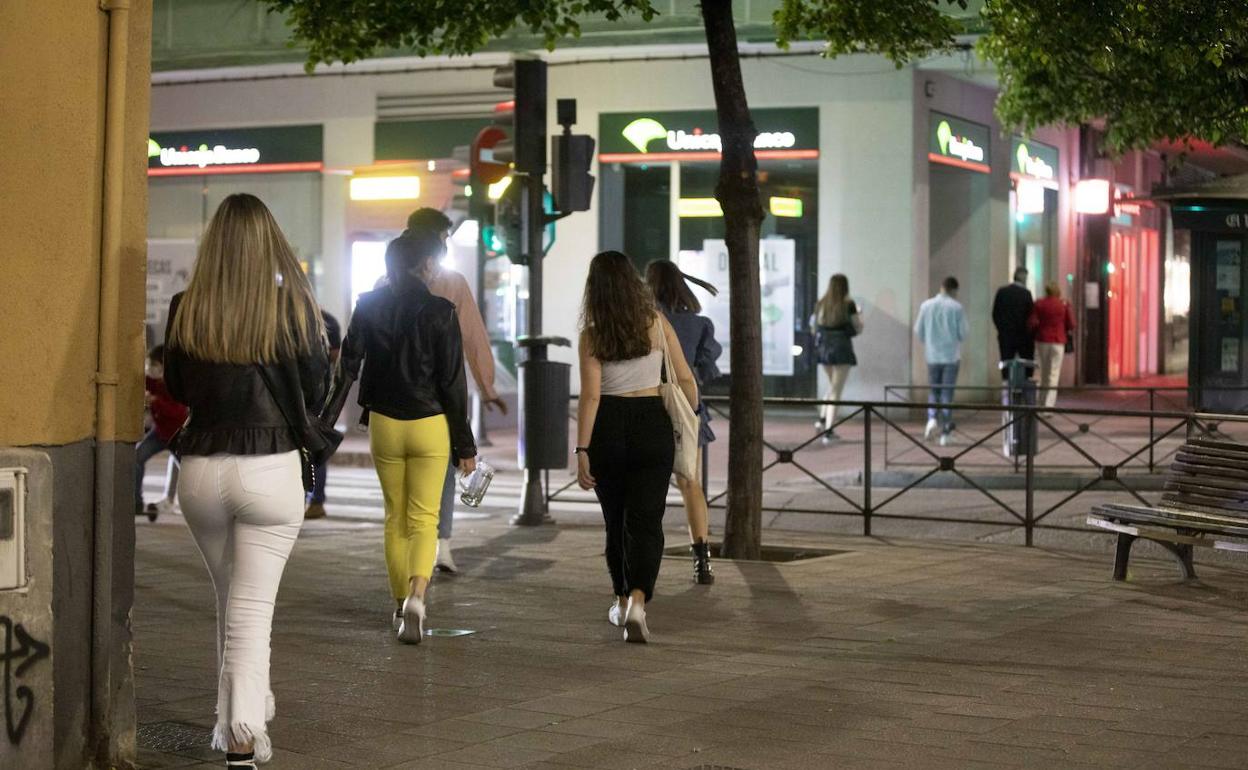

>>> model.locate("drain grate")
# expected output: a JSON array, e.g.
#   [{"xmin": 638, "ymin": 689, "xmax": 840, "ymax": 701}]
[{"xmin": 136, "ymin": 720, "xmax": 212, "ymax": 753}]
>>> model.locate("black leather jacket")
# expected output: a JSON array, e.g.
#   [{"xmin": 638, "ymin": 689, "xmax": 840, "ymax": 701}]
[
  {"xmin": 164, "ymin": 293, "xmax": 330, "ymax": 456},
  {"xmin": 323, "ymin": 280, "xmax": 476, "ymax": 460}
]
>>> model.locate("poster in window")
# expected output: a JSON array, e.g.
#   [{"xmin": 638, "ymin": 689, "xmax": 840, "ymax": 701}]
[
  {"xmin": 1222, "ymin": 338, "xmax": 1240, "ymax": 373},
  {"xmin": 146, "ymin": 239, "xmax": 197, "ymax": 332},
  {"xmin": 677, "ymin": 238, "xmax": 797, "ymax": 376},
  {"xmin": 1216, "ymin": 240, "xmax": 1241, "ymax": 297}
]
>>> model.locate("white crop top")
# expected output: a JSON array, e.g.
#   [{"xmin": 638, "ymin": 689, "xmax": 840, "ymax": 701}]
[{"xmin": 601, "ymin": 349, "xmax": 663, "ymax": 395}]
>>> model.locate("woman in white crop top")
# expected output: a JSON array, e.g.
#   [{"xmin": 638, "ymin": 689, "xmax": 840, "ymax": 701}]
[{"xmin": 575, "ymin": 251, "xmax": 697, "ymax": 643}]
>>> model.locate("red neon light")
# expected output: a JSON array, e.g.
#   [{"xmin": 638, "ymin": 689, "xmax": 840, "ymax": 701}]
[
  {"xmin": 147, "ymin": 161, "xmax": 324, "ymax": 177},
  {"xmin": 597, "ymin": 149, "xmax": 819, "ymax": 164},
  {"xmin": 928, "ymin": 153, "xmax": 990, "ymax": 174},
  {"xmin": 494, "ymin": 100, "xmax": 515, "ymax": 114}
]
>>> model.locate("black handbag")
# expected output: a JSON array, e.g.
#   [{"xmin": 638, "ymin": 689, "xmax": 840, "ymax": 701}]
[{"xmin": 256, "ymin": 363, "xmax": 343, "ymax": 492}]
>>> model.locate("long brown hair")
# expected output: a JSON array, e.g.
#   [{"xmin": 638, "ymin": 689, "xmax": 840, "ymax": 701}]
[
  {"xmin": 644, "ymin": 259, "xmax": 718, "ymax": 314},
  {"xmin": 816, "ymin": 273, "xmax": 851, "ymax": 327},
  {"xmin": 581, "ymin": 251, "xmax": 655, "ymax": 361},
  {"xmin": 168, "ymin": 193, "xmax": 323, "ymax": 364}
]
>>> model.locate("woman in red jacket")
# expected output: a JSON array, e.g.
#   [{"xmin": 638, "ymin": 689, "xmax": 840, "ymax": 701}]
[
  {"xmin": 137, "ymin": 344, "xmax": 189, "ymax": 518},
  {"xmin": 1029, "ymin": 283, "xmax": 1076, "ymax": 407}
]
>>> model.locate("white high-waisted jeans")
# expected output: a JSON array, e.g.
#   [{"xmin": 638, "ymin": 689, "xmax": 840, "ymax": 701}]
[{"xmin": 178, "ymin": 450, "xmax": 303, "ymax": 762}]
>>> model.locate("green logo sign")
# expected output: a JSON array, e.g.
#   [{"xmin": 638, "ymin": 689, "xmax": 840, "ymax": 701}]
[
  {"xmin": 619, "ymin": 116, "xmax": 796, "ymax": 154},
  {"xmin": 147, "ymin": 138, "xmax": 161, "ymax": 158},
  {"xmin": 1013, "ymin": 139, "xmax": 1056, "ymax": 180},
  {"xmin": 622, "ymin": 118, "xmax": 668, "ymax": 153},
  {"xmin": 936, "ymin": 121, "xmax": 953, "ymax": 156}
]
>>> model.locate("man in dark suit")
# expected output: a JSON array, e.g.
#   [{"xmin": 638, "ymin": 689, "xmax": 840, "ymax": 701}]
[{"xmin": 992, "ymin": 267, "xmax": 1035, "ymax": 379}]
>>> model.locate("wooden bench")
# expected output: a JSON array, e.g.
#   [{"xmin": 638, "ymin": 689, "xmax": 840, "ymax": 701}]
[{"xmin": 1088, "ymin": 440, "xmax": 1248, "ymax": 580}]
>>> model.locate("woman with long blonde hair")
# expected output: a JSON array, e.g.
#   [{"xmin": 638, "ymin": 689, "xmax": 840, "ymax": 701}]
[
  {"xmin": 811, "ymin": 273, "xmax": 863, "ymax": 440},
  {"xmin": 164, "ymin": 193, "xmax": 329, "ymax": 768},
  {"xmin": 576, "ymin": 251, "xmax": 697, "ymax": 643}
]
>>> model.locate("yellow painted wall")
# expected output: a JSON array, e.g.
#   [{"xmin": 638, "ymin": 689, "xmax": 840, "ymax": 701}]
[{"xmin": 0, "ymin": 1, "xmax": 151, "ymax": 445}]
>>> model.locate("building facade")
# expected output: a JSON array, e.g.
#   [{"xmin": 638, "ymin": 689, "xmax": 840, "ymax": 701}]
[{"xmin": 147, "ymin": 4, "xmax": 1235, "ymax": 409}]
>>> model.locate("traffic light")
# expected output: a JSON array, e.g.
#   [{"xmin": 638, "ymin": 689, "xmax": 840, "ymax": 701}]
[
  {"xmin": 551, "ymin": 99, "xmax": 595, "ymax": 213},
  {"xmin": 491, "ymin": 59, "xmax": 547, "ymax": 175},
  {"xmin": 491, "ymin": 180, "xmax": 524, "ymax": 264}
]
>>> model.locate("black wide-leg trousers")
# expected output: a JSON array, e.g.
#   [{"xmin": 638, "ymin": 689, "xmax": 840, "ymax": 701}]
[{"xmin": 588, "ymin": 396, "xmax": 674, "ymax": 602}]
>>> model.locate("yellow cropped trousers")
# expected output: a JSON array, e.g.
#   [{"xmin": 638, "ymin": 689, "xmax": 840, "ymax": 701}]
[{"xmin": 368, "ymin": 412, "xmax": 450, "ymax": 600}]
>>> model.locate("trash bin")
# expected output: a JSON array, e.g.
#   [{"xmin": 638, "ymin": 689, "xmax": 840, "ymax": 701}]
[
  {"xmin": 1000, "ymin": 356, "xmax": 1037, "ymax": 457},
  {"xmin": 516, "ymin": 336, "xmax": 571, "ymax": 471}
]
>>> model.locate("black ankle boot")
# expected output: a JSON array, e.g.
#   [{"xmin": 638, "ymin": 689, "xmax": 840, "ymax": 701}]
[
  {"xmin": 692, "ymin": 541, "xmax": 715, "ymax": 585},
  {"xmin": 226, "ymin": 751, "xmax": 257, "ymax": 768}
]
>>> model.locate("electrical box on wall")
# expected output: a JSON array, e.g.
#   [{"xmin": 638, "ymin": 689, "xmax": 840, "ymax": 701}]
[{"xmin": 0, "ymin": 468, "xmax": 27, "ymax": 590}]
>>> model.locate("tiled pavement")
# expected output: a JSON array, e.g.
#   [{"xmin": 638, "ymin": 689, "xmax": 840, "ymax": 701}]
[{"xmin": 135, "ymin": 506, "xmax": 1248, "ymax": 769}]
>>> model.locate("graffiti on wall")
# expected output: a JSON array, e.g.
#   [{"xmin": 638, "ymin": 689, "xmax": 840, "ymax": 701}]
[{"xmin": 1, "ymin": 617, "xmax": 49, "ymax": 745}]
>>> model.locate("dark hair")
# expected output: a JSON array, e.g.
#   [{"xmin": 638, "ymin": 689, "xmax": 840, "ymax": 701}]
[
  {"xmin": 406, "ymin": 207, "xmax": 453, "ymax": 236},
  {"xmin": 581, "ymin": 251, "xmax": 655, "ymax": 362},
  {"xmin": 1013, "ymin": 266, "xmax": 1029, "ymax": 283},
  {"xmin": 386, "ymin": 230, "xmax": 445, "ymax": 288},
  {"xmin": 644, "ymin": 260, "xmax": 717, "ymax": 314},
  {"xmin": 942, "ymin": 276, "xmax": 959, "ymax": 292},
  {"xmin": 147, "ymin": 344, "xmax": 166, "ymax": 364}
]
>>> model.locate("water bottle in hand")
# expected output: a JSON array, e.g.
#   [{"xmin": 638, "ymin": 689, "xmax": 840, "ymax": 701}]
[{"xmin": 459, "ymin": 459, "xmax": 494, "ymax": 508}]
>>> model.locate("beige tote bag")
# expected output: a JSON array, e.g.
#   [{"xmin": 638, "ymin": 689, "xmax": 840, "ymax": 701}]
[{"xmin": 658, "ymin": 316, "xmax": 700, "ymax": 480}]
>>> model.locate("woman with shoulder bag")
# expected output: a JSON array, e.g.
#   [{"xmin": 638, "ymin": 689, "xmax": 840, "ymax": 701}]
[
  {"xmin": 164, "ymin": 193, "xmax": 330, "ymax": 768},
  {"xmin": 576, "ymin": 251, "xmax": 698, "ymax": 643},
  {"xmin": 645, "ymin": 259, "xmax": 721, "ymax": 585},
  {"xmin": 811, "ymin": 274, "xmax": 864, "ymax": 442},
  {"xmin": 320, "ymin": 230, "xmax": 477, "ymax": 644}
]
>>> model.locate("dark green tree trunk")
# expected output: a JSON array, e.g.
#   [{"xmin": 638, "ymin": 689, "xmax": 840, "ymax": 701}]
[{"xmin": 701, "ymin": 0, "xmax": 764, "ymax": 560}]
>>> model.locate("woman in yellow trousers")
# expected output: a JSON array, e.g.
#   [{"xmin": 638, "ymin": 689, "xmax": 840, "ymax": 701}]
[{"xmin": 321, "ymin": 230, "xmax": 477, "ymax": 643}]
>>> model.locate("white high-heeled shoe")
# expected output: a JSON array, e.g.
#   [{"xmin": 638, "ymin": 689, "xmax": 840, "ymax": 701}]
[
  {"xmin": 397, "ymin": 595, "xmax": 425, "ymax": 644},
  {"xmin": 623, "ymin": 597, "xmax": 649, "ymax": 643}
]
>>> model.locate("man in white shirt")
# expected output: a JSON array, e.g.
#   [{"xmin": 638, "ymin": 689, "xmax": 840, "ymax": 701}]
[{"xmin": 914, "ymin": 276, "xmax": 969, "ymax": 445}]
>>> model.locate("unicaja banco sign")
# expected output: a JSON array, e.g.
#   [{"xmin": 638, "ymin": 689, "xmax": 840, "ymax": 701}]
[
  {"xmin": 599, "ymin": 109, "xmax": 818, "ymax": 162},
  {"xmin": 147, "ymin": 125, "xmax": 324, "ymax": 176},
  {"xmin": 149, "ymin": 138, "xmax": 260, "ymax": 168},
  {"xmin": 621, "ymin": 117, "xmax": 796, "ymax": 154}
]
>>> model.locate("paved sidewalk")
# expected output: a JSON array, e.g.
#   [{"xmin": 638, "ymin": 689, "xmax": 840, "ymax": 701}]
[{"xmin": 136, "ymin": 505, "xmax": 1248, "ymax": 769}]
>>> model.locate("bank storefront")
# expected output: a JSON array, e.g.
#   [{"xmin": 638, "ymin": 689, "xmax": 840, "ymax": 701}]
[{"xmin": 596, "ymin": 108, "xmax": 820, "ymax": 397}]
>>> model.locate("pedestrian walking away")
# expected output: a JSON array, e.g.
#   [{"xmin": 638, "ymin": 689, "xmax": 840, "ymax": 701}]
[
  {"xmin": 303, "ymin": 309, "xmax": 341, "ymax": 520},
  {"xmin": 914, "ymin": 276, "xmax": 968, "ymax": 446},
  {"xmin": 646, "ymin": 259, "xmax": 721, "ymax": 585},
  {"xmin": 406, "ymin": 207, "xmax": 507, "ymax": 575},
  {"xmin": 1029, "ymin": 282, "xmax": 1076, "ymax": 408},
  {"xmin": 577, "ymin": 251, "xmax": 698, "ymax": 643},
  {"xmin": 810, "ymin": 273, "xmax": 863, "ymax": 443},
  {"xmin": 992, "ymin": 267, "xmax": 1035, "ymax": 379},
  {"xmin": 136, "ymin": 344, "xmax": 187, "ymax": 520},
  {"xmin": 163, "ymin": 193, "xmax": 331, "ymax": 767},
  {"xmin": 321, "ymin": 229, "xmax": 477, "ymax": 645}
]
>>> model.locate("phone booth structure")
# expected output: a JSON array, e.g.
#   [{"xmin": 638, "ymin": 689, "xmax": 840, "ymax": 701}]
[{"xmin": 1158, "ymin": 178, "xmax": 1248, "ymax": 413}]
